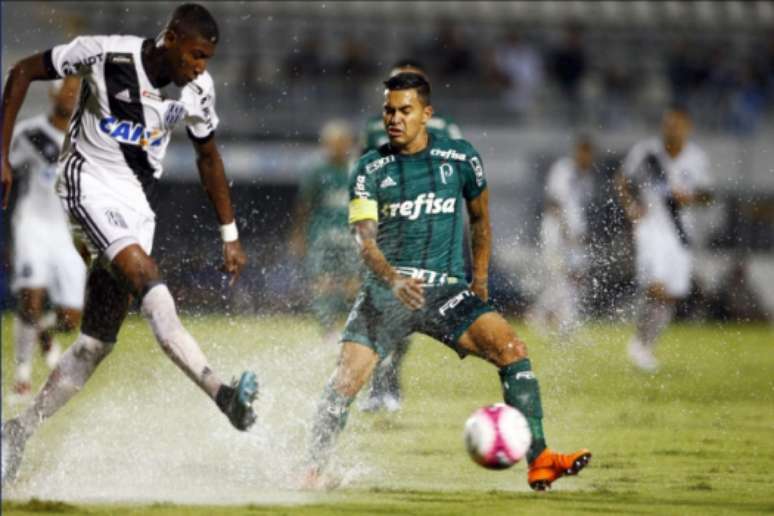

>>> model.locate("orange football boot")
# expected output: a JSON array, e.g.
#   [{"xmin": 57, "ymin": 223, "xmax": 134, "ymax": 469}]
[{"xmin": 527, "ymin": 448, "xmax": 592, "ymax": 491}]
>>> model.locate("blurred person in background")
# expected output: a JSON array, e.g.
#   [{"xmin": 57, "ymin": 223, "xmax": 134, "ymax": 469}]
[
  {"xmin": 528, "ymin": 135, "xmax": 596, "ymax": 341},
  {"xmin": 359, "ymin": 59, "xmax": 463, "ymax": 413},
  {"xmin": 291, "ymin": 120, "xmax": 360, "ymax": 343},
  {"xmin": 492, "ymin": 31, "xmax": 544, "ymax": 118},
  {"xmin": 548, "ymin": 22, "xmax": 587, "ymax": 124},
  {"xmin": 7, "ymin": 76, "xmax": 87, "ymax": 404},
  {"xmin": 615, "ymin": 106, "xmax": 712, "ymax": 373}
]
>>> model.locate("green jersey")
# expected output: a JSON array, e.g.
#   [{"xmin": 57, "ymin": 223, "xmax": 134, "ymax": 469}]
[
  {"xmin": 362, "ymin": 114, "xmax": 462, "ymax": 153},
  {"xmin": 300, "ymin": 161, "xmax": 351, "ymax": 244},
  {"xmin": 348, "ymin": 134, "xmax": 487, "ymax": 281}
]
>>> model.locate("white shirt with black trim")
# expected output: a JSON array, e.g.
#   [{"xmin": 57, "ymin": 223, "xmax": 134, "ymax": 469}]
[{"xmin": 47, "ymin": 34, "xmax": 219, "ymax": 213}]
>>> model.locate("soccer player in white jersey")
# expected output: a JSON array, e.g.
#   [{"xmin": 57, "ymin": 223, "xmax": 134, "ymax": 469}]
[
  {"xmin": 615, "ymin": 106, "xmax": 712, "ymax": 372},
  {"xmin": 0, "ymin": 4, "xmax": 258, "ymax": 484},
  {"xmin": 530, "ymin": 136, "xmax": 595, "ymax": 339},
  {"xmin": 8, "ymin": 76, "xmax": 87, "ymax": 403}
]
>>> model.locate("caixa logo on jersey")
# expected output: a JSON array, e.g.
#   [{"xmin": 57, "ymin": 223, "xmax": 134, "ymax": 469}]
[{"xmin": 99, "ymin": 116, "xmax": 163, "ymax": 150}]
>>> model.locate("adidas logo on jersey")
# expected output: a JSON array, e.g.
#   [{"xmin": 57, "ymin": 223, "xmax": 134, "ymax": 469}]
[
  {"xmin": 381, "ymin": 192, "xmax": 456, "ymax": 220},
  {"xmin": 114, "ymin": 89, "xmax": 132, "ymax": 103},
  {"xmin": 380, "ymin": 176, "xmax": 397, "ymax": 189},
  {"xmin": 99, "ymin": 116, "xmax": 163, "ymax": 149}
]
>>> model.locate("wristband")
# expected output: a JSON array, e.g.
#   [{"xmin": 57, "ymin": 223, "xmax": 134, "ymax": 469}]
[{"xmin": 220, "ymin": 221, "xmax": 239, "ymax": 242}]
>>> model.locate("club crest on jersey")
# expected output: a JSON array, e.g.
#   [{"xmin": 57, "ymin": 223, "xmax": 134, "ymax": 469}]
[
  {"xmin": 439, "ymin": 163, "xmax": 454, "ymax": 185},
  {"xmin": 99, "ymin": 116, "xmax": 163, "ymax": 149},
  {"xmin": 381, "ymin": 192, "xmax": 456, "ymax": 220}
]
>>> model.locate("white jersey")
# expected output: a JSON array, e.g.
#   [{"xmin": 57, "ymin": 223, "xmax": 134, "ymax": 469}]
[
  {"xmin": 544, "ymin": 156, "xmax": 593, "ymax": 243},
  {"xmin": 622, "ymin": 137, "xmax": 710, "ymax": 243},
  {"xmin": 9, "ymin": 114, "xmax": 69, "ymax": 234},
  {"xmin": 47, "ymin": 34, "xmax": 219, "ymax": 216}
]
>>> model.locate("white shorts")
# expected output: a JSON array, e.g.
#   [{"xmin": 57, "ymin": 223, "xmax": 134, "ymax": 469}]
[
  {"xmin": 634, "ymin": 215, "xmax": 692, "ymax": 298},
  {"xmin": 59, "ymin": 152, "xmax": 156, "ymax": 261},
  {"xmin": 11, "ymin": 222, "xmax": 87, "ymax": 309}
]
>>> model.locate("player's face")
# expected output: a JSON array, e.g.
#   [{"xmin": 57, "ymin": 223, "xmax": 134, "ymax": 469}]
[
  {"xmin": 325, "ymin": 133, "xmax": 354, "ymax": 163},
  {"xmin": 383, "ymin": 89, "xmax": 432, "ymax": 149},
  {"xmin": 662, "ymin": 112, "xmax": 691, "ymax": 148},
  {"xmin": 52, "ymin": 76, "xmax": 80, "ymax": 119},
  {"xmin": 166, "ymin": 31, "xmax": 216, "ymax": 86}
]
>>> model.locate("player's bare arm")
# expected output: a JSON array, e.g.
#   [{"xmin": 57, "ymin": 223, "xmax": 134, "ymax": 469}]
[
  {"xmin": 1, "ymin": 52, "xmax": 57, "ymax": 208},
  {"xmin": 192, "ymin": 135, "xmax": 246, "ymax": 285},
  {"xmin": 352, "ymin": 219, "xmax": 424, "ymax": 309},
  {"xmin": 467, "ymin": 188, "xmax": 491, "ymax": 302}
]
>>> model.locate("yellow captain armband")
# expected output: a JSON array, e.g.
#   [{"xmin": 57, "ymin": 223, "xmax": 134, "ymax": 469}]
[{"xmin": 349, "ymin": 198, "xmax": 379, "ymax": 224}]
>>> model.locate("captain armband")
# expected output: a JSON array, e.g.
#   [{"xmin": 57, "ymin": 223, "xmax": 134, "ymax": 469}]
[{"xmin": 349, "ymin": 198, "xmax": 378, "ymax": 224}]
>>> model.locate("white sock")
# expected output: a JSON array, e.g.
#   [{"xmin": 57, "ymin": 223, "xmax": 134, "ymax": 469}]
[
  {"xmin": 141, "ymin": 284, "xmax": 222, "ymax": 399},
  {"xmin": 635, "ymin": 298, "xmax": 675, "ymax": 349},
  {"xmin": 18, "ymin": 333, "xmax": 112, "ymax": 439},
  {"xmin": 14, "ymin": 316, "xmax": 37, "ymax": 384},
  {"xmin": 38, "ymin": 311, "xmax": 57, "ymax": 332}
]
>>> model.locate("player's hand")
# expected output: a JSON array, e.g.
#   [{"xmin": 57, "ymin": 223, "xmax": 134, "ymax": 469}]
[
  {"xmin": 222, "ymin": 239, "xmax": 247, "ymax": 287},
  {"xmin": 471, "ymin": 277, "xmax": 489, "ymax": 302},
  {"xmin": 391, "ymin": 275, "xmax": 425, "ymax": 310},
  {"xmin": 1, "ymin": 159, "xmax": 12, "ymax": 209},
  {"xmin": 671, "ymin": 190, "xmax": 693, "ymax": 206}
]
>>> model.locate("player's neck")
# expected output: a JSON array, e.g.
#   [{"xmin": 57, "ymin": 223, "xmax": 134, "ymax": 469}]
[
  {"xmin": 141, "ymin": 40, "xmax": 172, "ymax": 89},
  {"xmin": 397, "ymin": 130, "xmax": 429, "ymax": 155},
  {"xmin": 664, "ymin": 140, "xmax": 684, "ymax": 158}
]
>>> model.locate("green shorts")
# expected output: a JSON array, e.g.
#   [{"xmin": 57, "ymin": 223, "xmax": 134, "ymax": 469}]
[
  {"xmin": 305, "ymin": 231, "xmax": 360, "ymax": 281},
  {"xmin": 341, "ymin": 280, "xmax": 494, "ymax": 358}
]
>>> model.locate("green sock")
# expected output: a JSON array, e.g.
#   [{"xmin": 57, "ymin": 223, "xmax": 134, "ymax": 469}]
[
  {"xmin": 499, "ymin": 358, "xmax": 547, "ymax": 463},
  {"xmin": 306, "ymin": 381, "xmax": 354, "ymax": 470}
]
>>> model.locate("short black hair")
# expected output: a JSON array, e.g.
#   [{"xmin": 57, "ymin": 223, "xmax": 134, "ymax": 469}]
[
  {"xmin": 168, "ymin": 3, "xmax": 219, "ymax": 44},
  {"xmin": 667, "ymin": 102, "xmax": 691, "ymax": 119},
  {"xmin": 384, "ymin": 72, "xmax": 431, "ymax": 106},
  {"xmin": 391, "ymin": 58, "xmax": 426, "ymax": 72}
]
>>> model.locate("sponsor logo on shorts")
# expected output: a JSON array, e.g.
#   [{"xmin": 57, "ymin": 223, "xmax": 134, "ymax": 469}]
[
  {"xmin": 381, "ymin": 193, "xmax": 456, "ymax": 220},
  {"xmin": 99, "ymin": 116, "xmax": 163, "ymax": 149},
  {"xmin": 439, "ymin": 289, "xmax": 474, "ymax": 316}
]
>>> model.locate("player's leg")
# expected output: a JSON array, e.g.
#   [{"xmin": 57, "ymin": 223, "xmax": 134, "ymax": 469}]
[
  {"xmin": 2, "ymin": 265, "xmax": 125, "ymax": 485},
  {"xmin": 12, "ymin": 288, "xmax": 47, "ymax": 399},
  {"xmin": 363, "ymin": 336, "xmax": 410, "ymax": 412},
  {"xmin": 628, "ymin": 283, "xmax": 675, "ymax": 372},
  {"xmin": 304, "ymin": 341, "xmax": 379, "ymax": 487},
  {"xmin": 110, "ymin": 243, "xmax": 257, "ymax": 431},
  {"xmin": 457, "ymin": 311, "xmax": 591, "ymax": 490}
]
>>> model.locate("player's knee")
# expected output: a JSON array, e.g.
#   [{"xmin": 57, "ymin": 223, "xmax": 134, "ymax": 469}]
[
  {"xmin": 72, "ymin": 333, "xmax": 114, "ymax": 363},
  {"xmin": 112, "ymin": 246, "xmax": 161, "ymax": 297},
  {"xmin": 491, "ymin": 339, "xmax": 528, "ymax": 368},
  {"xmin": 57, "ymin": 309, "xmax": 81, "ymax": 332}
]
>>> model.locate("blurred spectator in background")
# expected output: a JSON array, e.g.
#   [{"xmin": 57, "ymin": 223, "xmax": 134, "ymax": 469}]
[
  {"xmin": 335, "ymin": 36, "xmax": 375, "ymax": 106},
  {"xmin": 422, "ymin": 19, "xmax": 477, "ymax": 79},
  {"xmin": 549, "ymin": 22, "xmax": 587, "ymax": 123},
  {"xmin": 492, "ymin": 31, "xmax": 544, "ymax": 117},
  {"xmin": 285, "ymin": 33, "xmax": 324, "ymax": 81},
  {"xmin": 290, "ymin": 120, "xmax": 360, "ymax": 342},
  {"xmin": 600, "ymin": 63, "xmax": 634, "ymax": 128},
  {"xmin": 528, "ymin": 135, "xmax": 596, "ymax": 340}
]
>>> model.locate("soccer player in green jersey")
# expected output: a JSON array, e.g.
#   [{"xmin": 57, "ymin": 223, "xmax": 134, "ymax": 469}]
[
  {"xmin": 303, "ymin": 73, "xmax": 591, "ymax": 491},
  {"xmin": 360, "ymin": 59, "xmax": 463, "ymax": 413},
  {"xmin": 291, "ymin": 120, "xmax": 360, "ymax": 340}
]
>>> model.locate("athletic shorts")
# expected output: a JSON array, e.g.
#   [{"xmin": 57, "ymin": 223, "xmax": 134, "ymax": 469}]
[
  {"xmin": 305, "ymin": 231, "xmax": 360, "ymax": 281},
  {"xmin": 634, "ymin": 214, "xmax": 692, "ymax": 298},
  {"xmin": 341, "ymin": 279, "xmax": 494, "ymax": 359},
  {"xmin": 11, "ymin": 221, "xmax": 87, "ymax": 309},
  {"xmin": 59, "ymin": 152, "xmax": 156, "ymax": 261}
]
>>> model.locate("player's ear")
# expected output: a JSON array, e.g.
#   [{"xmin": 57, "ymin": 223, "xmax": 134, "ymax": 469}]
[
  {"xmin": 422, "ymin": 104, "xmax": 433, "ymax": 124},
  {"xmin": 161, "ymin": 28, "xmax": 177, "ymax": 48}
]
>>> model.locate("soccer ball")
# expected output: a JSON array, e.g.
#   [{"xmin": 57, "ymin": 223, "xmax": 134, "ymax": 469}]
[{"xmin": 464, "ymin": 403, "xmax": 532, "ymax": 469}]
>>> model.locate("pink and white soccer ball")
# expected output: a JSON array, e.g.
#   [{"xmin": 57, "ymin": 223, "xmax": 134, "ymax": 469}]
[{"xmin": 464, "ymin": 403, "xmax": 532, "ymax": 469}]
